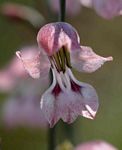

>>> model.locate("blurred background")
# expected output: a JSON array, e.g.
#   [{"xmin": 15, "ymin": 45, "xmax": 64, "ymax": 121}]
[{"xmin": 0, "ymin": 0, "xmax": 122, "ymax": 149}]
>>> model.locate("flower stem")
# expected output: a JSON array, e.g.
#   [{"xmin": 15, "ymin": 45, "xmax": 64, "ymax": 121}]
[
  {"xmin": 59, "ymin": 0, "xmax": 66, "ymax": 22},
  {"xmin": 48, "ymin": 126, "xmax": 56, "ymax": 150}
]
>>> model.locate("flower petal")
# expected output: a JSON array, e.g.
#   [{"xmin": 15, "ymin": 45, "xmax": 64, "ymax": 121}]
[
  {"xmin": 0, "ymin": 70, "xmax": 16, "ymax": 92},
  {"xmin": 37, "ymin": 22, "xmax": 80, "ymax": 56},
  {"xmin": 2, "ymin": 95, "xmax": 48, "ymax": 128},
  {"xmin": 67, "ymin": 68, "xmax": 99, "ymax": 119},
  {"xmin": 40, "ymin": 69, "xmax": 60, "ymax": 127},
  {"xmin": 16, "ymin": 46, "xmax": 50, "ymax": 79},
  {"xmin": 56, "ymin": 90, "xmax": 80, "ymax": 123},
  {"xmin": 71, "ymin": 46, "xmax": 113, "ymax": 73}
]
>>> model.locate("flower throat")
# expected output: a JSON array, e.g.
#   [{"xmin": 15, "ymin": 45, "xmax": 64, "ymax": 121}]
[{"xmin": 49, "ymin": 46, "xmax": 72, "ymax": 73}]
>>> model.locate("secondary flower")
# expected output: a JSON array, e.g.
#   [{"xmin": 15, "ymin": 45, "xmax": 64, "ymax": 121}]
[
  {"xmin": 48, "ymin": 0, "xmax": 122, "ymax": 19},
  {"xmin": 17, "ymin": 22, "xmax": 113, "ymax": 127},
  {"xmin": 2, "ymin": 78, "xmax": 48, "ymax": 128},
  {"xmin": 75, "ymin": 140, "xmax": 118, "ymax": 150},
  {"xmin": 92, "ymin": 0, "xmax": 122, "ymax": 19},
  {"xmin": 48, "ymin": 0, "xmax": 81, "ymax": 16}
]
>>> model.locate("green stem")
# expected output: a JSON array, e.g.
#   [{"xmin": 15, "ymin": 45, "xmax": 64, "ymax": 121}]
[
  {"xmin": 59, "ymin": 0, "xmax": 66, "ymax": 22},
  {"xmin": 48, "ymin": 126, "xmax": 56, "ymax": 150}
]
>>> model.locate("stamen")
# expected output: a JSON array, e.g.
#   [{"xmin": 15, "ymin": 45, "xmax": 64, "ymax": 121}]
[
  {"xmin": 53, "ymin": 53, "xmax": 62, "ymax": 71},
  {"xmin": 58, "ymin": 48, "xmax": 66, "ymax": 72},
  {"xmin": 63, "ymin": 47, "xmax": 72, "ymax": 68},
  {"xmin": 49, "ymin": 47, "xmax": 72, "ymax": 73}
]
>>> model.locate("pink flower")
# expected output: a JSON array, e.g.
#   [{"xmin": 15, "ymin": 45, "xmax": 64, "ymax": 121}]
[
  {"xmin": 0, "ymin": 46, "xmax": 44, "ymax": 92},
  {"xmin": 2, "ymin": 79, "xmax": 48, "ymax": 128},
  {"xmin": 92, "ymin": 0, "xmax": 122, "ymax": 19},
  {"xmin": 0, "ymin": 70, "xmax": 16, "ymax": 92},
  {"xmin": 48, "ymin": 0, "xmax": 81, "ymax": 16},
  {"xmin": 0, "ymin": 54, "xmax": 26, "ymax": 92},
  {"xmin": 48, "ymin": 0, "xmax": 122, "ymax": 19},
  {"xmin": 75, "ymin": 140, "xmax": 118, "ymax": 150},
  {"xmin": 17, "ymin": 22, "xmax": 113, "ymax": 127}
]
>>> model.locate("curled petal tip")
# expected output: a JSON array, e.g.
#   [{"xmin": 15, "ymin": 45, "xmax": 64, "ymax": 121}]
[
  {"xmin": 16, "ymin": 51, "xmax": 21, "ymax": 59},
  {"xmin": 105, "ymin": 56, "xmax": 113, "ymax": 61},
  {"xmin": 71, "ymin": 46, "xmax": 113, "ymax": 73},
  {"xmin": 16, "ymin": 50, "xmax": 41, "ymax": 79},
  {"xmin": 83, "ymin": 104, "xmax": 97, "ymax": 120}
]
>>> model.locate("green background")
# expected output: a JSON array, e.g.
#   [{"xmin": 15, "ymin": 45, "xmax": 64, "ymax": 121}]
[{"xmin": 0, "ymin": 0, "xmax": 122, "ymax": 149}]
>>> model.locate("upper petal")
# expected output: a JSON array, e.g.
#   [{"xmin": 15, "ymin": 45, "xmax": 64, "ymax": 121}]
[
  {"xmin": 16, "ymin": 46, "xmax": 50, "ymax": 79},
  {"xmin": 71, "ymin": 46, "xmax": 113, "ymax": 73},
  {"xmin": 37, "ymin": 22, "xmax": 80, "ymax": 56}
]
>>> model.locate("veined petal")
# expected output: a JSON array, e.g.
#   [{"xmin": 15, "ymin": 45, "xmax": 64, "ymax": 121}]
[
  {"xmin": 56, "ymin": 90, "xmax": 80, "ymax": 124},
  {"xmin": 16, "ymin": 46, "xmax": 50, "ymax": 79},
  {"xmin": 37, "ymin": 22, "xmax": 80, "ymax": 56},
  {"xmin": 71, "ymin": 46, "xmax": 113, "ymax": 73},
  {"xmin": 40, "ymin": 69, "xmax": 60, "ymax": 127},
  {"xmin": 67, "ymin": 68, "xmax": 99, "ymax": 119}
]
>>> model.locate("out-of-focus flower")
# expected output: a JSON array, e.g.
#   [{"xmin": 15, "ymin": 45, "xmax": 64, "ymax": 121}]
[
  {"xmin": 0, "ymin": 46, "xmax": 44, "ymax": 92},
  {"xmin": 48, "ymin": 0, "xmax": 122, "ymax": 19},
  {"xmin": 48, "ymin": 0, "xmax": 81, "ymax": 16},
  {"xmin": 17, "ymin": 22, "xmax": 113, "ymax": 127},
  {"xmin": 75, "ymin": 140, "xmax": 118, "ymax": 150},
  {"xmin": 0, "ymin": 46, "xmax": 49, "ymax": 128},
  {"xmin": 0, "ymin": 2, "xmax": 45, "ymax": 28},
  {"xmin": 2, "ymin": 79, "xmax": 48, "ymax": 128},
  {"xmin": 0, "ymin": 56, "xmax": 26, "ymax": 92},
  {"xmin": 0, "ymin": 70, "xmax": 16, "ymax": 92},
  {"xmin": 92, "ymin": 0, "xmax": 122, "ymax": 19}
]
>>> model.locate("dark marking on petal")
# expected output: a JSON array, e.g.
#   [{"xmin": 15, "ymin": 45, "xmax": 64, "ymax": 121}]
[
  {"xmin": 52, "ymin": 83, "xmax": 61, "ymax": 97},
  {"xmin": 71, "ymin": 80, "xmax": 81, "ymax": 92}
]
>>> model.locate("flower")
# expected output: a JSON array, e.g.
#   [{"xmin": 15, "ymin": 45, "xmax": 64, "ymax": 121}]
[
  {"xmin": 48, "ymin": 0, "xmax": 122, "ymax": 19},
  {"xmin": 92, "ymin": 0, "xmax": 122, "ymax": 19},
  {"xmin": 75, "ymin": 140, "xmax": 118, "ymax": 150},
  {"xmin": 17, "ymin": 22, "xmax": 113, "ymax": 127},
  {"xmin": 48, "ymin": 0, "xmax": 81, "ymax": 16},
  {"xmin": 0, "ymin": 52, "xmax": 26, "ymax": 92},
  {"xmin": 2, "ymin": 78, "xmax": 48, "ymax": 128},
  {"xmin": 0, "ymin": 46, "xmax": 49, "ymax": 128}
]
